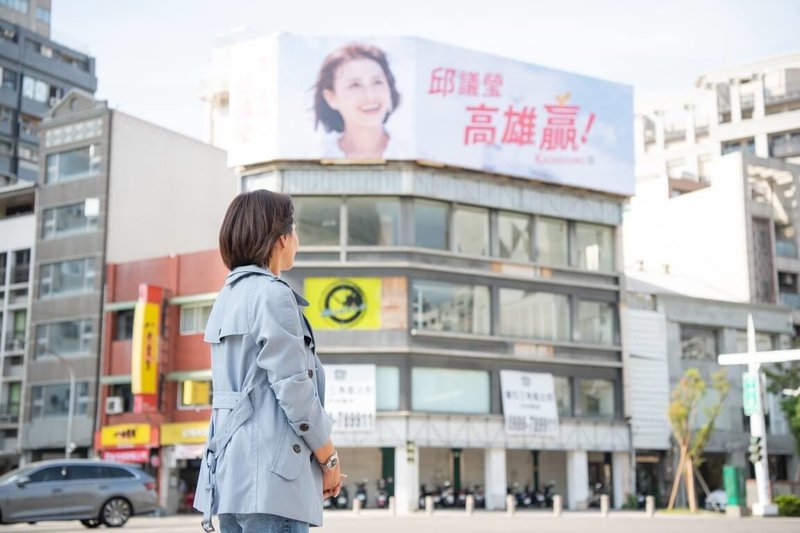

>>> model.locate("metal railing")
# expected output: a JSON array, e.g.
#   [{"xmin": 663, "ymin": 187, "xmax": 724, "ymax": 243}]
[
  {"xmin": 771, "ymin": 137, "xmax": 800, "ymax": 158},
  {"xmin": 779, "ymin": 292, "xmax": 800, "ymax": 310},
  {"xmin": 765, "ymin": 87, "xmax": 800, "ymax": 105},
  {"xmin": 3, "ymin": 333, "xmax": 24, "ymax": 352},
  {"xmin": 10, "ymin": 264, "xmax": 28, "ymax": 284},
  {"xmin": 0, "ymin": 403, "xmax": 19, "ymax": 424},
  {"xmin": 776, "ymin": 239, "xmax": 799, "ymax": 259}
]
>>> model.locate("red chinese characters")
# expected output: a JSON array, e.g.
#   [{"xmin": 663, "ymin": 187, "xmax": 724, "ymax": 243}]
[
  {"xmin": 429, "ymin": 67, "xmax": 503, "ymax": 98},
  {"xmin": 464, "ymin": 104, "xmax": 499, "ymax": 145}
]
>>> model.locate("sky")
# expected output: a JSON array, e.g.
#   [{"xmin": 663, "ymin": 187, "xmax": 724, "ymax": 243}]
[{"xmin": 53, "ymin": 0, "xmax": 800, "ymax": 141}]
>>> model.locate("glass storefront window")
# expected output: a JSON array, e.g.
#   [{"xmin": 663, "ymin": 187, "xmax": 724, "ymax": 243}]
[
  {"xmin": 497, "ymin": 211, "xmax": 531, "ymax": 262},
  {"xmin": 536, "ymin": 217, "xmax": 568, "ymax": 266},
  {"xmin": 453, "ymin": 205, "xmax": 489, "ymax": 256},
  {"xmin": 412, "ymin": 367, "xmax": 490, "ymax": 414},
  {"xmin": 578, "ymin": 379, "xmax": 615, "ymax": 418},
  {"xmin": 412, "ymin": 280, "xmax": 490, "ymax": 335},
  {"xmin": 348, "ymin": 197, "xmax": 401, "ymax": 246},
  {"xmin": 294, "ymin": 197, "xmax": 340, "ymax": 245},
  {"xmin": 414, "ymin": 200, "xmax": 448, "ymax": 250},
  {"xmin": 376, "ymin": 366, "xmax": 400, "ymax": 411},
  {"xmin": 577, "ymin": 300, "xmax": 616, "ymax": 345},
  {"xmin": 554, "ymin": 376, "xmax": 572, "ymax": 417},
  {"xmin": 498, "ymin": 289, "xmax": 570, "ymax": 341},
  {"xmin": 575, "ymin": 222, "xmax": 614, "ymax": 272}
]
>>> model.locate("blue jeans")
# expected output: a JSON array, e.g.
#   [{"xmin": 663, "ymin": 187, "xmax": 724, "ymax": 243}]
[{"xmin": 219, "ymin": 513, "xmax": 309, "ymax": 533}]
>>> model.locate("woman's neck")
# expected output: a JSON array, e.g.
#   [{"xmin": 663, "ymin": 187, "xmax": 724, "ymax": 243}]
[
  {"xmin": 338, "ymin": 127, "xmax": 388, "ymax": 159},
  {"xmin": 267, "ymin": 260, "xmax": 281, "ymax": 277}
]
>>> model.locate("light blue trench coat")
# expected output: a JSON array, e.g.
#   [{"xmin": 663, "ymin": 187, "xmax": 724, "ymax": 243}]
[{"xmin": 194, "ymin": 265, "xmax": 332, "ymax": 529}]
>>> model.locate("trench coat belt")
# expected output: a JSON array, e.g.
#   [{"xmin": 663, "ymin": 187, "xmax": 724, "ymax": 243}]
[{"xmin": 200, "ymin": 389, "xmax": 254, "ymax": 533}]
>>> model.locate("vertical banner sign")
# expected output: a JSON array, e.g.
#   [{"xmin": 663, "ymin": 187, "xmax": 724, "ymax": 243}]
[
  {"xmin": 499, "ymin": 370, "xmax": 560, "ymax": 437},
  {"xmin": 742, "ymin": 372, "xmax": 760, "ymax": 417},
  {"xmin": 325, "ymin": 364, "xmax": 376, "ymax": 432},
  {"xmin": 131, "ymin": 284, "xmax": 162, "ymax": 413}
]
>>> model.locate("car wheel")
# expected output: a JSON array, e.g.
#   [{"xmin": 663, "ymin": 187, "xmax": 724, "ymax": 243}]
[
  {"xmin": 81, "ymin": 518, "xmax": 102, "ymax": 528},
  {"xmin": 102, "ymin": 497, "xmax": 132, "ymax": 528}
]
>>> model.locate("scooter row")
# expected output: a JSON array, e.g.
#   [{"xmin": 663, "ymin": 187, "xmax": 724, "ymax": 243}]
[
  {"xmin": 324, "ymin": 478, "xmax": 392, "ymax": 510},
  {"xmin": 507, "ymin": 481, "xmax": 557, "ymax": 508},
  {"xmin": 417, "ymin": 482, "xmax": 486, "ymax": 509}
]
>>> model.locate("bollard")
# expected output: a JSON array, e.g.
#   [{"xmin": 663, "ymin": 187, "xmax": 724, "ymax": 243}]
[
  {"xmin": 506, "ymin": 494, "xmax": 516, "ymax": 516},
  {"xmin": 465, "ymin": 494, "xmax": 474, "ymax": 515},
  {"xmin": 552, "ymin": 494, "xmax": 563, "ymax": 517},
  {"xmin": 388, "ymin": 496, "xmax": 396, "ymax": 516},
  {"xmin": 600, "ymin": 494, "xmax": 609, "ymax": 517},
  {"xmin": 425, "ymin": 495, "xmax": 434, "ymax": 515},
  {"xmin": 353, "ymin": 498, "xmax": 362, "ymax": 515},
  {"xmin": 645, "ymin": 496, "xmax": 655, "ymax": 518}
]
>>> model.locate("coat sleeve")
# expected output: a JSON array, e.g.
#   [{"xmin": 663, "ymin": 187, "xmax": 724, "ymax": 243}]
[{"xmin": 251, "ymin": 281, "xmax": 333, "ymax": 452}]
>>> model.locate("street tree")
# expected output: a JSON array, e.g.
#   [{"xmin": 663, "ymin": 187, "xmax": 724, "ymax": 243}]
[
  {"xmin": 763, "ymin": 362, "xmax": 800, "ymax": 481},
  {"xmin": 667, "ymin": 368, "xmax": 731, "ymax": 512}
]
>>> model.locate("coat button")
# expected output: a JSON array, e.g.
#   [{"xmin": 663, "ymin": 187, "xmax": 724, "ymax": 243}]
[
  {"xmin": 293, "ymin": 444, "xmax": 301, "ymax": 454},
  {"xmin": 307, "ymin": 369, "xmax": 314, "ymax": 378},
  {"xmin": 299, "ymin": 423, "xmax": 309, "ymax": 432}
]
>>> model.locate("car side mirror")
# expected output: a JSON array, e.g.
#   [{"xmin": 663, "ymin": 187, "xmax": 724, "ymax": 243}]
[{"xmin": 15, "ymin": 476, "xmax": 30, "ymax": 488}]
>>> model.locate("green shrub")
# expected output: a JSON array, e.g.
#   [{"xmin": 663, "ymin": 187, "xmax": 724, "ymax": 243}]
[{"xmin": 775, "ymin": 494, "xmax": 800, "ymax": 517}]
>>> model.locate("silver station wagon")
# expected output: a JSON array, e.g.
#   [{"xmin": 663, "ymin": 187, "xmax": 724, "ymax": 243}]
[{"xmin": 0, "ymin": 458, "xmax": 158, "ymax": 528}]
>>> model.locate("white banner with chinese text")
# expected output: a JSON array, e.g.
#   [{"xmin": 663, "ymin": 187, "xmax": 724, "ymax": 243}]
[
  {"xmin": 325, "ymin": 364, "xmax": 376, "ymax": 432},
  {"xmin": 499, "ymin": 370, "xmax": 559, "ymax": 437}
]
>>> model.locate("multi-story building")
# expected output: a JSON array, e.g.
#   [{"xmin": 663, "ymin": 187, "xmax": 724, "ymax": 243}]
[
  {"xmin": 197, "ymin": 34, "xmax": 636, "ymax": 512},
  {"xmin": 24, "ymin": 90, "xmax": 235, "ymax": 464},
  {"xmin": 626, "ymin": 52, "xmax": 800, "ymax": 507},
  {"xmin": 0, "ymin": 179, "xmax": 33, "ymax": 471},
  {"xmin": 0, "ymin": 6, "xmax": 95, "ymax": 469}
]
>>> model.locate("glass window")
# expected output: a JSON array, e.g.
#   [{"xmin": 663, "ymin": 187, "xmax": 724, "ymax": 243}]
[
  {"xmin": 735, "ymin": 330, "xmax": 775, "ymax": 353},
  {"xmin": 108, "ymin": 383, "xmax": 133, "ymax": 413},
  {"xmin": 45, "ymin": 145, "xmax": 101, "ymax": 184},
  {"xmin": 347, "ymin": 197, "xmax": 400, "ymax": 246},
  {"xmin": 453, "ymin": 205, "xmax": 489, "ymax": 256},
  {"xmin": 35, "ymin": 6, "xmax": 49, "ymax": 23},
  {"xmin": 29, "ymin": 466, "xmax": 65, "ymax": 483},
  {"xmin": 498, "ymin": 289, "xmax": 570, "ymax": 341},
  {"xmin": 35, "ymin": 319, "xmax": 94, "ymax": 358},
  {"xmin": 536, "ymin": 217, "xmax": 568, "ymax": 266},
  {"xmin": 497, "ymin": 211, "xmax": 531, "ymax": 261},
  {"xmin": 101, "ymin": 466, "xmax": 134, "ymax": 479},
  {"xmin": 554, "ymin": 376, "xmax": 572, "ymax": 417},
  {"xmin": 577, "ymin": 300, "xmax": 616, "ymax": 345},
  {"xmin": 578, "ymin": 379, "xmax": 615, "ymax": 418},
  {"xmin": 179, "ymin": 380, "xmax": 211, "ymax": 408},
  {"xmin": 41, "ymin": 202, "xmax": 98, "ymax": 239},
  {"xmin": 412, "ymin": 280, "xmax": 490, "ymax": 335},
  {"xmin": 575, "ymin": 223, "xmax": 614, "ymax": 272},
  {"xmin": 12, "ymin": 249, "xmax": 29, "ymax": 283},
  {"xmin": 294, "ymin": 197, "xmax": 340, "ymax": 245},
  {"xmin": 0, "ymin": 67, "xmax": 15, "ymax": 90},
  {"xmin": 31, "ymin": 382, "xmax": 90, "ymax": 418},
  {"xmin": 180, "ymin": 304, "xmax": 213, "ymax": 335},
  {"xmin": 0, "ymin": 1, "xmax": 28, "ymax": 14},
  {"xmin": 376, "ymin": 366, "xmax": 399, "ymax": 411},
  {"xmin": 39, "ymin": 258, "xmax": 96, "ymax": 298},
  {"xmin": 67, "ymin": 465, "xmax": 103, "ymax": 480},
  {"xmin": 414, "ymin": 200, "xmax": 448, "ymax": 250},
  {"xmin": 113, "ymin": 310, "xmax": 134, "ymax": 341},
  {"xmin": 680, "ymin": 325, "xmax": 719, "ymax": 360},
  {"xmin": 412, "ymin": 367, "xmax": 490, "ymax": 414}
]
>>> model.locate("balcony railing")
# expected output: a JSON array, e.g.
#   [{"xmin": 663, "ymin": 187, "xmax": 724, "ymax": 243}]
[
  {"xmin": 765, "ymin": 86, "xmax": 800, "ymax": 105},
  {"xmin": 3, "ymin": 334, "xmax": 24, "ymax": 352},
  {"xmin": 780, "ymin": 292, "xmax": 800, "ymax": 310},
  {"xmin": 0, "ymin": 403, "xmax": 19, "ymax": 424},
  {"xmin": 664, "ymin": 129, "xmax": 686, "ymax": 142},
  {"xmin": 776, "ymin": 239, "xmax": 799, "ymax": 259},
  {"xmin": 10, "ymin": 264, "xmax": 28, "ymax": 284},
  {"xmin": 771, "ymin": 137, "xmax": 800, "ymax": 158}
]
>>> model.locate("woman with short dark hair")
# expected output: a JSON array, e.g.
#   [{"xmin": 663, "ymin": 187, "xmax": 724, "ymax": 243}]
[
  {"xmin": 195, "ymin": 190, "xmax": 342, "ymax": 533},
  {"xmin": 314, "ymin": 43, "xmax": 401, "ymax": 159}
]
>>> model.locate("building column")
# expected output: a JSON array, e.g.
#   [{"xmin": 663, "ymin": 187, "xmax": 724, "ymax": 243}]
[
  {"xmin": 484, "ymin": 447, "xmax": 507, "ymax": 511},
  {"xmin": 567, "ymin": 450, "xmax": 589, "ymax": 510},
  {"xmin": 612, "ymin": 452, "xmax": 632, "ymax": 509},
  {"xmin": 653, "ymin": 111, "xmax": 665, "ymax": 150},
  {"xmin": 753, "ymin": 74, "xmax": 766, "ymax": 120},
  {"xmin": 394, "ymin": 442, "xmax": 420, "ymax": 514},
  {"xmin": 730, "ymin": 81, "xmax": 742, "ymax": 123},
  {"xmin": 754, "ymin": 133, "xmax": 770, "ymax": 158}
]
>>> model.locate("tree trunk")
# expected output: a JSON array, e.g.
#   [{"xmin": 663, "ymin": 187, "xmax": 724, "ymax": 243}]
[
  {"xmin": 667, "ymin": 446, "xmax": 687, "ymax": 510},
  {"xmin": 685, "ymin": 458, "xmax": 697, "ymax": 513}
]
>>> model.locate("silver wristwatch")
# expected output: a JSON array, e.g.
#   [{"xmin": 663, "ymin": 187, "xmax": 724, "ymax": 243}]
[{"xmin": 320, "ymin": 451, "xmax": 339, "ymax": 471}]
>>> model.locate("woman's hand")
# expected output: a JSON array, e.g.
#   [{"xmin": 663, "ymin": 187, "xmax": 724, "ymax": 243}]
[{"xmin": 322, "ymin": 466, "xmax": 344, "ymax": 498}]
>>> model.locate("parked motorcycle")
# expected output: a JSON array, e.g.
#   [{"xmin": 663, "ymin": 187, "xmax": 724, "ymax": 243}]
[
  {"xmin": 355, "ymin": 480, "xmax": 368, "ymax": 509},
  {"xmin": 472, "ymin": 485, "xmax": 485, "ymax": 508},
  {"xmin": 375, "ymin": 478, "xmax": 389, "ymax": 509}
]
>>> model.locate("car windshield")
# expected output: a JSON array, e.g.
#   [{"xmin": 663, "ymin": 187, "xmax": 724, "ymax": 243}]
[{"xmin": 0, "ymin": 466, "xmax": 32, "ymax": 483}]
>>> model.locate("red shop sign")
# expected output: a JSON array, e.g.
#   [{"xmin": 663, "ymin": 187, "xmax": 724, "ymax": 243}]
[{"xmin": 102, "ymin": 448, "xmax": 150, "ymax": 464}]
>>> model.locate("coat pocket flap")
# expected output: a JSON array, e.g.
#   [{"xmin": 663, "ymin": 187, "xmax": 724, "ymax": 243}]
[{"xmin": 270, "ymin": 424, "xmax": 306, "ymax": 480}]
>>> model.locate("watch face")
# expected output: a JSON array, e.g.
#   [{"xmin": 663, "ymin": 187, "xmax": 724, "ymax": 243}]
[{"xmin": 329, "ymin": 457, "xmax": 338, "ymax": 468}]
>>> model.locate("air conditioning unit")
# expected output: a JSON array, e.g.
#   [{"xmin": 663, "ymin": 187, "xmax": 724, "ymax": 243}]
[{"xmin": 105, "ymin": 396, "xmax": 124, "ymax": 415}]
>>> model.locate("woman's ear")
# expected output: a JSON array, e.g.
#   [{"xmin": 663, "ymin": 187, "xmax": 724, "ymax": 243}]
[{"xmin": 323, "ymin": 88, "xmax": 339, "ymax": 111}]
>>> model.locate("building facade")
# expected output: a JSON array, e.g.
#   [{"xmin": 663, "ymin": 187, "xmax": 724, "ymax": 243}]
[{"xmin": 24, "ymin": 90, "xmax": 234, "ymax": 464}]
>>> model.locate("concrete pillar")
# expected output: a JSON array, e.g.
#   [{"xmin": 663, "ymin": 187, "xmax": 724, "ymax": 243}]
[
  {"xmin": 753, "ymin": 74, "xmax": 766, "ymax": 120},
  {"xmin": 484, "ymin": 448, "xmax": 507, "ymax": 511},
  {"xmin": 730, "ymin": 81, "xmax": 742, "ymax": 123},
  {"xmin": 566, "ymin": 450, "xmax": 589, "ymax": 510},
  {"xmin": 612, "ymin": 452, "xmax": 632, "ymax": 510},
  {"xmin": 653, "ymin": 111, "xmax": 665, "ymax": 150},
  {"xmin": 755, "ymin": 133, "xmax": 769, "ymax": 158},
  {"xmin": 394, "ymin": 442, "xmax": 420, "ymax": 514}
]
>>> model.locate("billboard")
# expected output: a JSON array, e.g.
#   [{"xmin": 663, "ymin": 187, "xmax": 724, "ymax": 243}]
[
  {"xmin": 499, "ymin": 370, "xmax": 559, "ymax": 437},
  {"xmin": 228, "ymin": 34, "xmax": 634, "ymax": 196},
  {"xmin": 304, "ymin": 277, "xmax": 382, "ymax": 330}
]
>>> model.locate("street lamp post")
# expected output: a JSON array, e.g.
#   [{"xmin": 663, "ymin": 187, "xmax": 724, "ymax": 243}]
[{"xmin": 43, "ymin": 348, "xmax": 76, "ymax": 459}]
